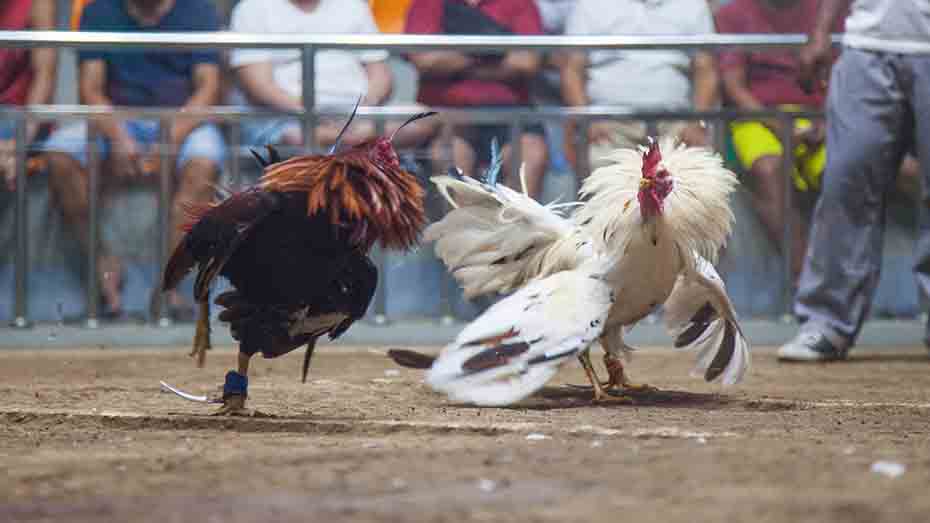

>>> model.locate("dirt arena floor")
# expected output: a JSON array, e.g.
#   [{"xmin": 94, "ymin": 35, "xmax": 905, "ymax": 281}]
[{"xmin": 2, "ymin": 344, "xmax": 930, "ymax": 523}]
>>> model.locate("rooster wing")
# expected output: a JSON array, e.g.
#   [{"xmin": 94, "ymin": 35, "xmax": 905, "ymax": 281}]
[
  {"xmin": 663, "ymin": 251, "xmax": 750, "ymax": 386},
  {"xmin": 162, "ymin": 188, "xmax": 282, "ymax": 301},
  {"xmin": 425, "ymin": 167, "xmax": 588, "ymax": 299},
  {"xmin": 426, "ymin": 267, "xmax": 614, "ymax": 406}
]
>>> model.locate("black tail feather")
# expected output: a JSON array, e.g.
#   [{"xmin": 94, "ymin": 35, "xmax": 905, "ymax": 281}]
[{"xmin": 387, "ymin": 349, "xmax": 436, "ymax": 369}]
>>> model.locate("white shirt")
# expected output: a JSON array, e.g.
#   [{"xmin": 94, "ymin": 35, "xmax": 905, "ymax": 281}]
[
  {"xmin": 564, "ymin": 0, "xmax": 715, "ymax": 110},
  {"xmin": 844, "ymin": 0, "xmax": 930, "ymax": 54},
  {"xmin": 228, "ymin": 0, "xmax": 388, "ymax": 108}
]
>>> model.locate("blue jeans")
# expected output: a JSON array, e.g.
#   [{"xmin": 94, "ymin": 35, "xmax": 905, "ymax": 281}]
[{"xmin": 43, "ymin": 119, "xmax": 226, "ymax": 171}]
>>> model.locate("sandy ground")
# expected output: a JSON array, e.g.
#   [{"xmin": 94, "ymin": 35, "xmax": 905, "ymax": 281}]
[{"xmin": 2, "ymin": 344, "xmax": 930, "ymax": 523}]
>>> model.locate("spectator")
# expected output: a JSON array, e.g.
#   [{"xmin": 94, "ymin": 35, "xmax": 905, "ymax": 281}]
[
  {"xmin": 778, "ymin": 0, "xmax": 930, "ymax": 360},
  {"xmin": 43, "ymin": 0, "xmax": 226, "ymax": 319},
  {"xmin": 0, "ymin": 0, "xmax": 57, "ymax": 192},
  {"xmin": 560, "ymin": 0, "xmax": 719, "ymax": 175},
  {"xmin": 405, "ymin": 0, "xmax": 549, "ymax": 200},
  {"xmin": 229, "ymin": 0, "xmax": 437, "ymax": 152},
  {"xmin": 715, "ymin": 0, "xmax": 844, "ymax": 284}
]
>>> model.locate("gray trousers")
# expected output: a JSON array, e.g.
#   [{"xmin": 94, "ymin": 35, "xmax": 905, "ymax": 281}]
[{"xmin": 795, "ymin": 47, "xmax": 930, "ymax": 348}]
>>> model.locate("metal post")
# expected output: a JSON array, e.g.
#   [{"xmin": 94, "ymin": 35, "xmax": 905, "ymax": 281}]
[
  {"xmin": 301, "ymin": 46, "xmax": 316, "ymax": 153},
  {"xmin": 576, "ymin": 119, "xmax": 590, "ymax": 184},
  {"xmin": 779, "ymin": 112, "xmax": 795, "ymax": 322},
  {"xmin": 11, "ymin": 115, "xmax": 30, "ymax": 328},
  {"xmin": 85, "ymin": 125, "xmax": 100, "ymax": 328},
  {"xmin": 370, "ymin": 119, "xmax": 389, "ymax": 325},
  {"xmin": 229, "ymin": 122, "xmax": 241, "ymax": 189},
  {"xmin": 437, "ymin": 122, "xmax": 457, "ymax": 325},
  {"xmin": 509, "ymin": 121, "xmax": 521, "ymax": 186},
  {"xmin": 155, "ymin": 119, "xmax": 173, "ymax": 326}
]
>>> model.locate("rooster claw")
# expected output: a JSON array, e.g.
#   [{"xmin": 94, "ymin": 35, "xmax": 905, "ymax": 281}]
[
  {"xmin": 160, "ymin": 381, "xmax": 223, "ymax": 404},
  {"xmin": 211, "ymin": 395, "xmax": 269, "ymax": 417}
]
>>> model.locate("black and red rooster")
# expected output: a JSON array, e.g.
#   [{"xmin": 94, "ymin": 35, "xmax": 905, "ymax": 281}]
[{"xmin": 160, "ymin": 106, "xmax": 436, "ymax": 415}]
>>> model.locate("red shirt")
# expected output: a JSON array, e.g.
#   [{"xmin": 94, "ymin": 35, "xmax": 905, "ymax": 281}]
[
  {"xmin": 0, "ymin": 0, "xmax": 33, "ymax": 106},
  {"xmin": 405, "ymin": 0, "xmax": 543, "ymax": 106},
  {"xmin": 715, "ymin": 0, "xmax": 846, "ymax": 108}
]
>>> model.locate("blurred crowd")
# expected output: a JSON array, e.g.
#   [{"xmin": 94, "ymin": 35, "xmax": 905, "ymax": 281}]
[{"xmin": 0, "ymin": 0, "xmax": 924, "ymax": 323}]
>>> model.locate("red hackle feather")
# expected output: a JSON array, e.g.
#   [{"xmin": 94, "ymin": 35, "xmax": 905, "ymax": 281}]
[{"xmin": 257, "ymin": 140, "xmax": 426, "ymax": 251}]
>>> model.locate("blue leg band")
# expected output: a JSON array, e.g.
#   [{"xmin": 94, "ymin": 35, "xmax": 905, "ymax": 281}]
[{"xmin": 223, "ymin": 371, "xmax": 249, "ymax": 399}]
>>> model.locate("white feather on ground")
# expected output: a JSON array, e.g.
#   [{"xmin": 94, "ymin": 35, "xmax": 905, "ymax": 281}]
[{"xmin": 426, "ymin": 266, "xmax": 614, "ymax": 406}]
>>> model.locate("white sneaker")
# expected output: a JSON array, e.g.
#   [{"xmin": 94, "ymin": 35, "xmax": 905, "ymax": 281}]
[{"xmin": 777, "ymin": 331, "xmax": 846, "ymax": 362}]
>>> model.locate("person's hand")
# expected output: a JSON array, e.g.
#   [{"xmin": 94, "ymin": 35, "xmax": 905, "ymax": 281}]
[
  {"xmin": 679, "ymin": 122, "xmax": 710, "ymax": 148},
  {"xmin": 0, "ymin": 139, "xmax": 16, "ymax": 191},
  {"xmin": 587, "ymin": 121, "xmax": 615, "ymax": 145},
  {"xmin": 109, "ymin": 135, "xmax": 143, "ymax": 178},
  {"xmin": 798, "ymin": 32, "xmax": 832, "ymax": 95},
  {"xmin": 796, "ymin": 120, "xmax": 826, "ymax": 148}
]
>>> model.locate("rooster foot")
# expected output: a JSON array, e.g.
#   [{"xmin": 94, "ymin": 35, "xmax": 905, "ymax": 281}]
[
  {"xmin": 576, "ymin": 350, "xmax": 634, "ymax": 404},
  {"xmin": 211, "ymin": 395, "xmax": 267, "ymax": 417},
  {"xmin": 603, "ymin": 353, "xmax": 657, "ymax": 394}
]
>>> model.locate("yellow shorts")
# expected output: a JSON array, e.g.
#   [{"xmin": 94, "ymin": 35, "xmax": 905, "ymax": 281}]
[{"xmin": 730, "ymin": 113, "xmax": 826, "ymax": 192}]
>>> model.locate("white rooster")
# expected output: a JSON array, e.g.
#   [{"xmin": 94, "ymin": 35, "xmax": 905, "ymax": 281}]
[{"xmin": 392, "ymin": 137, "xmax": 750, "ymax": 406}]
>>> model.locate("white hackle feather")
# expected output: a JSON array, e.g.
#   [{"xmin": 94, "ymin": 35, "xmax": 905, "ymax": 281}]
[
  {"xmin": 574, "ymin": 136, "xmax": 738, "ymax": 267},
  {"xmin": 427, "ymin": 266, "xmax": 614, "ymax": 406},
  {"xmin": 425, "ymin": 169, "xmax": 586, "ymax": 299}
]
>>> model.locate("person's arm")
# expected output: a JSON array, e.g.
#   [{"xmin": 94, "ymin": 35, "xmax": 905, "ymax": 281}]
[
  {"xmin": 798, "ymin": 0, "xmax": 851, "ymax": 94},
  {"xmin": 691, "ymin": 51, "xmax": 718, "ymax": 112},
  {"xmin": 79, "ymin": 59, "xmax": 142, "ymax": 176},
  {"xmin": 720, "ymin": 61, "xmax": 786, "ymax": 135},
  {"xmin": 80, "ymin": 59, "xmax": 132, "ymax": 143},
  {"xmin": 560, "ymin": 51, "xmax": 588, "ymax": 107},
  {"xmin": 471, "ymin": 51, "xmax": 541, "ymax": 82},
  {"xmin": 169, "ymin": 62, "xmax": 221, "ymax": 146},
  {"xmin": 26, "ymin": 0, "xmax": 57, "ymax": 143},
  {"xmin": 407, "ymin": 52, "xmax": 475, "ymax": 78},
  {"xmin": 363, "ymin": 60, "xmax": 393, "ymax": 106},
  {"xmin": 680, "ymin": 51, "xmax": 718, "ymax": 146}
]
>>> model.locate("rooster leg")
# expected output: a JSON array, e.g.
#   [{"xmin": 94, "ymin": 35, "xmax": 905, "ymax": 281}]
[
  {"xmin": 603, "ymin": 352, "xmax": 656, "ymax": 392},
  {"xmin": 577, "ymin": 349, "xmax": 629, "ymax": 403},
  {"xmin": 190, "ymin": 298, "xmax": 212, "ymax": 368},
  {"xmin": 213, "ymin": 352, "xmax": 264, "ymax": 417},
  {"xmin": 600, "ymin": 332, "xmax": 657, "ymax": 393}
]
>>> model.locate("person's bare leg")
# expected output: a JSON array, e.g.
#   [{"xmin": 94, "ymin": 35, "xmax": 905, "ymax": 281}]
[
  {"xmin": 450, "ymin": 136, "xmax": 477, "ymax": 178},
  {"xmin": 46, "ymin": 152, "xmax": 122, "ymax": 313},
  {"xmin": 749, "ymin": 155, "xmax": 807, "ymax": 283},
  {"xmin": 502, "ymin": 133, "xmax": 549, "ymax": 200},
  {"xmin": 167, "ymin": 158, "xmax": 219, "ymax": 309}
]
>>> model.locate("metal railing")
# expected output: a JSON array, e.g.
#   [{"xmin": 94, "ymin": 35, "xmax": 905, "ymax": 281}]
[{"xmin": 0, "ymin": 31, "xmax": 843, "ymax": 329}]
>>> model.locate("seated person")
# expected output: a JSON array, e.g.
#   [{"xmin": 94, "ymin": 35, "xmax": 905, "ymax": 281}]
[
  {"xmin": 405, "ymin": 0, "xmax": 549, "ymax": 200},
  {"xmin": 716, "ymin": 0, "xmax": 844, "ymax": 282},
  {"xmin": 43, "ymin": 0, "xmax": 226, "ymax": 318},
  {"xmin": 229, "ymin": 0, "xmax": 437, "ymax": 152},
  {"xmin": 560, "ymin": 0, "xmax": 718, "ymax": 173},
  {"xmin": 0, "ymin": 0, "xmax": 57, "ymax": 192}
]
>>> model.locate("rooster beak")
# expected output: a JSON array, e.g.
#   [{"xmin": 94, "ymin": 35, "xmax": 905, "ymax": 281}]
[
  {"xmin": 639, "ymin": 179, "xmax": 653, "ymax": 190},
  {"xmin": 390, "ymin": 111, "xmax": 439, "ymax": 142}
]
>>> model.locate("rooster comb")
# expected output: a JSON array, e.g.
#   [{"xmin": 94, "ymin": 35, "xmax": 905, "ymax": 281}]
[{"xmin": 642, "ymin": 137, "xmax": 663, "ymax": 178}]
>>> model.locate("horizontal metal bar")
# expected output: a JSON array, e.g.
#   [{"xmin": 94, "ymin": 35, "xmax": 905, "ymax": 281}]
[
  {"xmin": 0, "ymin": 104, "xmax": 825, "ymax": 122},
  {"xmin": 0, "ymin": 30, "xmax": 844, "ymax": 51}
]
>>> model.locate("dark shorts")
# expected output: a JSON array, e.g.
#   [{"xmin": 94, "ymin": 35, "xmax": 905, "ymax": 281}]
[{"xmin": 454, "ymin": 121, "xmax": 546, "ymax": 167}]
